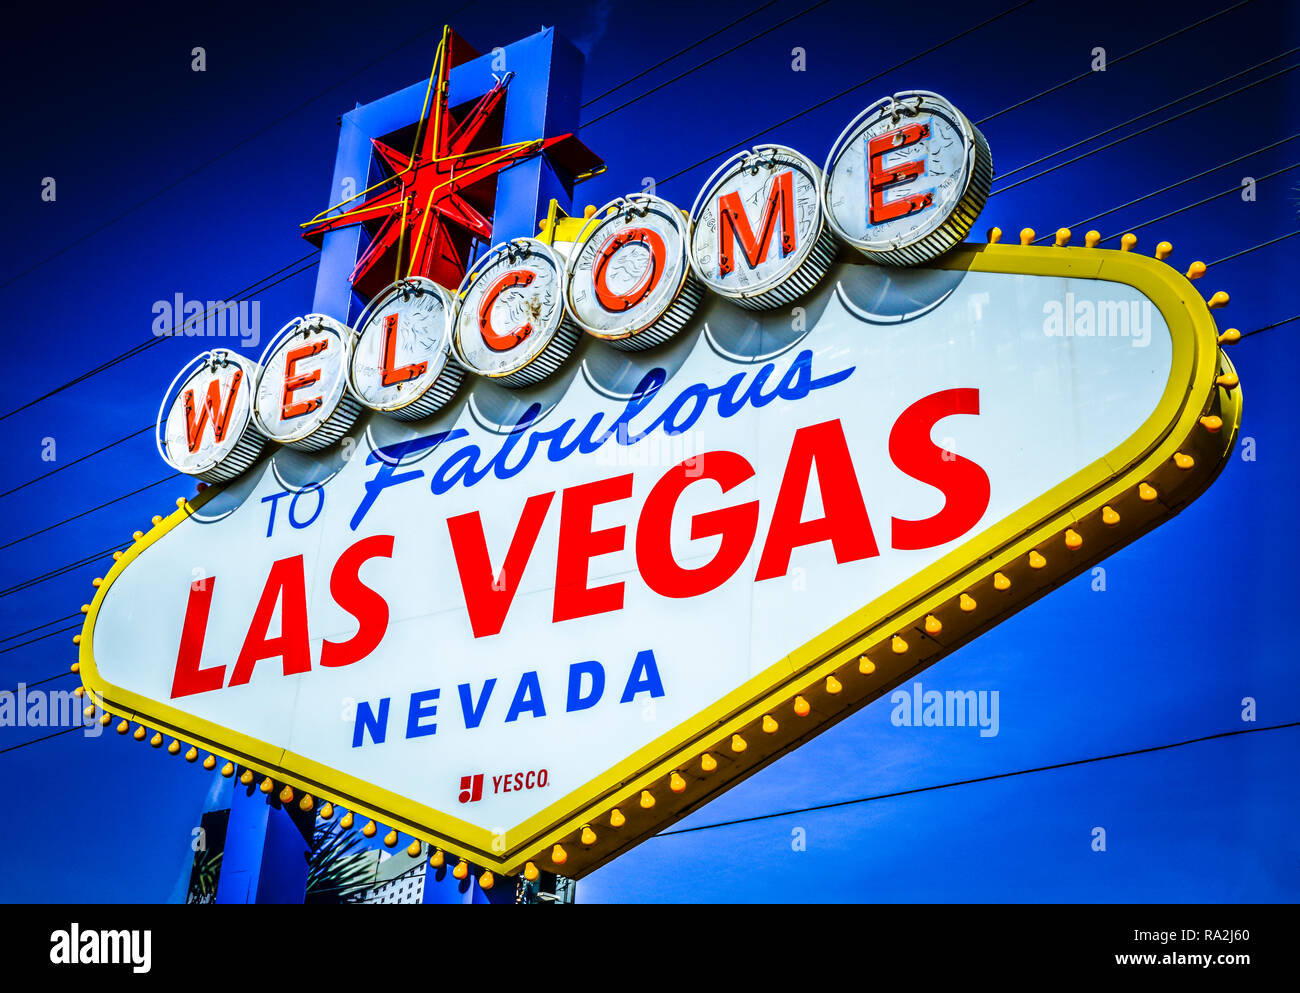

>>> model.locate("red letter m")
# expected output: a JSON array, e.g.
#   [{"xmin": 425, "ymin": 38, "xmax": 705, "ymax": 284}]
[{"xmin": 717, "ymin": 170, "xmax": 796, "ymax": 275}]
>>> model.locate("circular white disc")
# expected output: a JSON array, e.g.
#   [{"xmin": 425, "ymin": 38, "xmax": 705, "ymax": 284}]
[
  {"xmin": 689, "ymin": 146, "xmax": 825, "ymax": 302},
  {"xmin": 159, "ymin": 351, "xmax": 259, "ymax": 476},
  {"xmin": 823, "ymin": 91, "xmax": 990, "ymax": 262},
  {"xmin": 254, "ymin": 315, "xmax": 354, "ymax": 444},
  {"xmin": 453, "ymin": 238, "xmax": 573, "ymax": 382},
  {"xmin": 351, "ymin": 278, "xmax": 457, "ymax": 413},
  {"xmin": 566, "ymin": 196, "xmax": 693, "ymax": 342}
]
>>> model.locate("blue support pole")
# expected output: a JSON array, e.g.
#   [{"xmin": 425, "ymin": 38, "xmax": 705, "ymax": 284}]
[
  {"xmin": 421, "ymin": 863, "xmax": 515, "ymax": 904},
  {"xmin": 219, "ymin": 26, "xmax": 590, "ymax": 905},
  {"xmin": 215, "ymin": 774, "xmax": 313, "ymax": 904}
]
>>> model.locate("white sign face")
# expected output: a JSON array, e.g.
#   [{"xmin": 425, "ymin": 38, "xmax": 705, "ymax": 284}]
[
  {"xmin": 158, "ymin": 351, "xmax": 264, "ymax": 482},
  {"xmin": 688, "ymin": 146, "xmax": 833, "ymax": 309},
  {"xmin": 565, "ymin": 195, "xmax": 700, "ymax": 350},
  {"xmin": 350, "ymin": 278, "xmax": 463, "ymax": 420},
  {"xmin": 94, "ymin": 261, "xmax": 1176, "ymax": 834},
  {"xmin": 452, "ymin": 238, "xmax": 578, "ymax": 387},
  {"xmin": 823, "ymin": 90, "xmax": 992, "ymax": 266},
  {"xmin": 254, "ymin": 315, "xmax": 358, "ymax": 449}
]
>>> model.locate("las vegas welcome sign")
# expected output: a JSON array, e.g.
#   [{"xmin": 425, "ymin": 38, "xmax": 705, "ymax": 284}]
[{"xmin": 78, "ymin": 90, "xmax": 1240, "ymax": 879}]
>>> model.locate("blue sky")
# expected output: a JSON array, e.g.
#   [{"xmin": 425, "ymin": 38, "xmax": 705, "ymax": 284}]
[{"xmin": 0, "ymin": 0, "xmax": 1296, "ymax": 902}]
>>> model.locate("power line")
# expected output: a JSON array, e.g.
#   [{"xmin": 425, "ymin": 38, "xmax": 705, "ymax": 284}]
[
  {"xmin": 0, "ymin": 543, "xmax": 123, "ymax": 599},
  {"xmin": 0, "ymin": 425, "xmax": 152, "ymax": 501},
  {"xmin": 1242, "ymin": 315, "xmax": 1300, "ymax": 339},
  {"xmin": 656, "ymin": 720, "xmax": 1300, "ymax": 837},
  {"xmin": 581, "ymin": 1, "xmax": 779, "ymax": 108},
  {"xmin": 0, "ymin": 725, "xmax": 83, "ymax": 756},
  {"xmin": 0, "ymin": 625, "xmax": 83, "ymax": 656},
  {"xmin": 1057, "ymin": 134, "xmax": 1299, "ymax": 233},
  {"xmin": 1100, "ymin": 161, "xmax": 1298, "ymax": 241},
  {"xmin": 0, "ymin": 2, "xmax": 841, "ymax": 425},
  {"xmin": 0, "ymin": 4, "xmax": 481, "ymax": 293},
  {"xmin": 991, "ymin": 62, "xmax": 1300, "ymax": 196},
  {"xmin": 997, "ymin": 46, "xmax": 1298, "ymax": 182},
  {"xmin": 655, "ymin": 0, "xmax": 1245, "ymax": 189},
  {"xmin": 0, "ymin": 254, "xmax": 317, "ymax": 423},
  {"xmin": 3, "ymin": 0, "xmax": 782, "ymax": 303},
  {"xmin": 1209, "ymin": 230, "xmax": 1299, "ymax": 267},
  {"xmin": 975, "ymin": 0, "xmax": 1254, "ymax": 125},
  {"xmin": 581, "ymin": 0, "xmax": 837, "ymax": 127},
  {"xmin": 0, "ymin": 613, "xmax": 82, "ymax": 646},
  {"xmin": 0, "ymin": 474, "xmax": 178, "ymax": 553},
  {"xmin": 659, "ymin": 0, "xmax": 1034, "ymax": 188},
  {"xmin": 5, "ymin": 671, "xmax": 76, "ymax": 693}
]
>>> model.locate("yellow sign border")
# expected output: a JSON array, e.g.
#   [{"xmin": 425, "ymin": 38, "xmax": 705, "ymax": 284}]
[{"xmin": 78, "ymin": 241, "xmax": 1241, "ymax": 878}]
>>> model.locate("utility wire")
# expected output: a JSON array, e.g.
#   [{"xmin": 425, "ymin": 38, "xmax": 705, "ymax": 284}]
[
  {"xmin": 6, "ymin": 0, "xmax": 797, "ymax": 291},
  {"xmin": 975, "ymin": 0, "xmax": 1254, "ymax": 125},
  {"xmin": 0, "ymin": 425, "xmax": 152, "ymax": 501},
  {"xmin": 646, "ymin": 0, "xmax": 1246, "ymax": 187},
  {"xmin": 659, "ymin": 0, "xmax": 1034, "ymax": 187},
  {"xmin": 1100, "ymin": 161, "xmax": 1298, "ymax": 241},
  {"xmin": 1208, "ymin": 230, "xmax": 1299, "ymax": 267},
  {"xmin": 0, "ymin": 725, "xmax": 84, "ymax": 756},
  {"xmin": 15, "ymin": 0, "xmax": 1233, "ymax": 296},
  {"xmin": 581, "ymin": 0, "xmax": 836, "ymax": 127},
  {"xmin": 5, "ymin": 671, "xmax": 76, "ymax": 692},
  {"xmin": 0, "ymin": 613, "xmax": 82, "ymax": 646},
  {"xmin": 0, "ymin": 625, "xmax": 83, "ymax": 655},
  {"xmin": 0, "ymin": 0, "xmax": 1027, "ymax": 423},
  {"xmin": 0, "ymin": 3, "xmax": 481, "ymax": 293},
  {"xmin": 0, "ymin": 474, "xmax": 177, "ymax": 553},
  {"xmin": 0, "ymin": 1, "xmax": 1029, "ymax": 483},
  {"xmin": 0, "ymin": 255, "xmax": 317, "ymax": 423},
  {"xmin": 1057, "ymin": 134, "xmax": 1299, "ymax": 233},
  {"xmin": 656, "ymin": 720, "xmax": 1300, "ymax": 837},
  {"xmin": 1242, "ymin": 315, "xmax": 1299, "ymax": 339},
  {"xmin": 997, "ymin": 46, "xmax": 1298, "ymax": 182},
  {"xmin": 991, "ymin": 63, "xmax": 1300, "ymax": 196},
  {"xmin": 581, "ymin": 1, "xmax": 779, "ymax": 107},
  {"xmin": 0, "ymin": 543, "xmax": 123, "ymax": 598},
  {"xmin": 0, "ymin": 0, "xmax": 1249, "ymax": 427}
]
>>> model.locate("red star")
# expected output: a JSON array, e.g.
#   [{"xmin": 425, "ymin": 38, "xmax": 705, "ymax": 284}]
[{"xmin": 302, "ymin": 28, "xmax": 600, "ymax": 299}]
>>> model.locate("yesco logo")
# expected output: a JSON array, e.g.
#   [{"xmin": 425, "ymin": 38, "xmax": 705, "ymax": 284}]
[
  {"xmin": 459, "ymin": 773, "xmax": 483, "ymax": 803},
  {"xmin": 156, "ymin": 89, "xmax": 990, "ymax": 484},
  {"xmin": 459, "ymin": 770, "xmax": 549, "ymax": 803}
]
